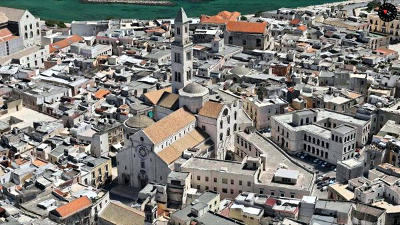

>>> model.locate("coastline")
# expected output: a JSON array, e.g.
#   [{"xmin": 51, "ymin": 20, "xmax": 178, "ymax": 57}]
[
  {"xmin": 0, "ymin": 0, "xmax": 350, "ymax": 22},
  {"xmin": 81, "ymin": 0, "xmax": 175, "ymax": 6}
]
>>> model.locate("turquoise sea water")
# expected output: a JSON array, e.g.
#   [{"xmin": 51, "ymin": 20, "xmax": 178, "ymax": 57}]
[{"xmin": 0, "ymin": 0, "xmax": 342, "ymax": 22}]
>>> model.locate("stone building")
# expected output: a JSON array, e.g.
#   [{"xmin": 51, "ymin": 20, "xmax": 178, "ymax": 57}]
[
  {"xmin": 197, "ymin": 100, "xmax": 239, "ymax": 160},
  {"xmin": 0, "ymin": 7, "xmax": 41, "ymax": 47},
  {"xmin": 0, "ymin": 28, "xmax": 23, "ymax": 57},
  {"xmin": 271, "ymin": 109, "xmax": 371, "ymax": 163},
  {"xmin": 224, "ymin": 21, "xmax": 274, "ymax": 50},
  {"xmin": 49, "ymin": 196, "xmax": 92, "ymax": 224},
  {"xmin": 117, "ymin": 108, "xmax": 210, "ymax": 189}
]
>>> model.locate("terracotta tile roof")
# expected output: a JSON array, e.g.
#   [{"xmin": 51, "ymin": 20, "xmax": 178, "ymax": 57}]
[
  {"xmin": 200, "ymin": 11, "xmax": 241, "ymax": 24},
  {"xmin": 145, "ymin": 27, "xmax": 166, "ymax": 34},
  {"xmin": 226, "ymin": 21, "xmax": 267, "ymax": 34},
  {"xmin": 32, "ymin": 159, "xmax": 48, "ymax": 167},
  {"xmin": 49, "ymin": 35, "xmax": 83, "ymax": 53},
  {"xmin": 297, "ymin": 25, "xmax": 307, "ymax": 31},
  {"xmin": 0, "ymin": 28, "xmax": 18, "ymax": 42},
  {"xmin": 375, "ymin": 48, "xmax": 397, "ymax": 55},
  {"xmin": 53, "ymin": 196, "xmax": 91, "ymax": 218},
  {"xmin": 266, "ymin": 197, "xmax": 277, "ymax": 206},
  {"xmin": 0, "ymin": 28, "xmax": 12, "ymax": 38},
  {"xmin": 143, "ymin": 87, "xmax": 172, "ymax": 105},
  {"xmin": 346, "ymin": 91, "xmax": 362, "ymax": 99},
  {"xmin": 157, "ymin": 92, "xmax": 179, "ymax": 109},
  {"xmin": 15, "ymin": 158, "xmax": 29, "ymax": 165},
  {"xmin": 290, "ymin": 18, "xmax": 301, "ymax": 25},
  {"xmin": 198, "ymin": 101, "xmax": 224, "ymax": 119},
  {"xmin": 53, "ymin": 189, "xmax": 69, "ymax": 198},
  {"xmin": 143, "ymin": 108, "xmax": 195, "ymax": 144},
  {"xmin": 94, "ymin": 89, "xmax": 110, "ymax": 99},
  {"xmin": 157, "ymin": 128, "xmax": 208, "ymax": 164}
]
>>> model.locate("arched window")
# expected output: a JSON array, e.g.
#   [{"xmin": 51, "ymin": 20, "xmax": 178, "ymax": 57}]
[
  {"xmin": 227, "ymin": 128, "xmax": 230, "ymax": 136},
  {"xmin": 220, "ymin": 121, "xmax": 223, "ymax": 129},
  {"xmin": 223, "ymin": 108, "xmax": 229, "ymax": 116},
  {"xmin": 219, "ymin": 133, "xmax": 223, "ymax": 141},
  {"xmin": 234, "ymin": 111, "xmax": 237, "ymax": 120},
  {"xmin": 233, "ymin": 124, "xmax": 237, "ymax": 131}
]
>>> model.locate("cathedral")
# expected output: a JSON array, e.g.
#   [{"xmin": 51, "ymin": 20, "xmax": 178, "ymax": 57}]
[{"xmin": 117, "ymin": 8, "xmax": 243, "ymax": 189}]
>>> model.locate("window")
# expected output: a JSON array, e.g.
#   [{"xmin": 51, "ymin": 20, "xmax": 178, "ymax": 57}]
[
  {"xmin": 205, "ymin": 176, "xmax": 209, "ymax": 182},
  {"xmin": 231, "ymin": 179, "xmax": 234, "ymax": 185},
  {"xmin": 214, "ymin": 187, "xmax": 217, "ymax": 192},
  {"xmin": 174, "ymin": 53, "xmax": 181, "ymax": 63},
  {"xmin": 239, "ymin": 180, "xmax": 242, "ymax": 185},
  {"xmin": 242, "ymin": 39, "xmax": 246, "ymax": 45},
  {"xmin": 177, "ymin": 27, "xmax": 181, "ymax": 35},
  {"xmin": 256, "ymin": 39, "xmax": 261, "ymax": 47},
  {"xmin": 186, "ymin": 51, "xmax": 191, "ymax": 60},
  {"xmin": 222, "ymin": 178, "xmax": 228, "ymax": 184},
  {"xmin": 205, "ymin": 186, "xmax": 209, "ymax": 190},
  {"xmin": 229, "ymin": 36, "xmax": 233, "ymax": 44},
  {"xmin": 141, "ymin": 161, "xmax": 145, "ymax": 169},
  {"xmin": 247, "ymin": 181, "xmax": 251, "ymax": 187},
  {"xmin": 220, "ymin": 133, "xmax": 223, "ymax": 141},
  {"xmin": 214, "ymin": 178, "xmax": 217, "ymax": 183},
  {"xmin": 197, "ymin": 176, "xmax": 201, "ymax": 181},
  {"xmin": 271, "ymin": 192, "xmax": 274, "ymax": 196},
  {"xmin": 231, "ymin": 189, "xmax": 234, "ymax": 194},
  {"xmin": 222, "ymin": 188, "xmax": 227, "ymax": 193}
]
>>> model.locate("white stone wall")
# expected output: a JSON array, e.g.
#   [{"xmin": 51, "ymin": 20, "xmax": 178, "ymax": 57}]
[{"xmin": 19, "ymin": 11, "xmax": 41, "ymax": 47}]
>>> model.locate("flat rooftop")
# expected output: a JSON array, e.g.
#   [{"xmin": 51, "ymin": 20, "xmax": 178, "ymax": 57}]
[
  {"xmin": 238, "ymin": 132, "xmax": 314, "ymax": 191},
  {"xmin": 182, "ymin": 157, "xmax": 256, "ymax": 176},
  {"xmin": 0, "ymin": 107, "xmax": 57, "ymax": 129}
]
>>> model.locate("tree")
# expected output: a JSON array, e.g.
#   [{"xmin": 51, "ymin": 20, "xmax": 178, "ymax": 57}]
[
  {"xmin": 367, "ymin": 0, "xmax": 381, "ymax": 12},
  {"xmin": 256, "ymin": 86, "xmax": 266, "ymax": 101},
  {"xmin": 45, "ymin": 20, "xmax": 66, "ymax": 28}
]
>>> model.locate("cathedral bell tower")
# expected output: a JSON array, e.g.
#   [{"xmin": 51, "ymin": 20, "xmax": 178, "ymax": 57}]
[{"xmin": 171, "ymin": 8, "xmax": 193, "ymax": 94}]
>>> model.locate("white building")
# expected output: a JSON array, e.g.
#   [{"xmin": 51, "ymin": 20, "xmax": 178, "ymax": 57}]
[
  {"xmin": 197, "ymin": 100, "xmax": 240, "ymax": 160},
  {"xmin": 271, "ymin": 109, "xmax": 371, "ymax": 164},
  {"xmin": 243, "ymin": 96, "xmax": 288, "ymax": 130},
  {"xmin": 71, "ymin": 20, "xmax": 109, "ymax": 37},
  {"xmin": 70, "ymin": 43, "xmax": 112, "ymax": 58},
  {"xmin": 0, "ymin": 7, "xmax": 41, "ymax": 47}
]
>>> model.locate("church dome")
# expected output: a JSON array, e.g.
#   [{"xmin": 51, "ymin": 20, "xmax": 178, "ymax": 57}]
[
  {"xmin": 125, "ymin": 115, "xmax": 154, "ymax": 129},
  {"xmin": 182, "ymin": 82, "xmax": 208, "ymax": 94}
]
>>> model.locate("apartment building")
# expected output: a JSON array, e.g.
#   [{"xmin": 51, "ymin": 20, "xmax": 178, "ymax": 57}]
[{"xmin": 243, "ymin": 96, "xmax": 288, "ymax": 130}]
